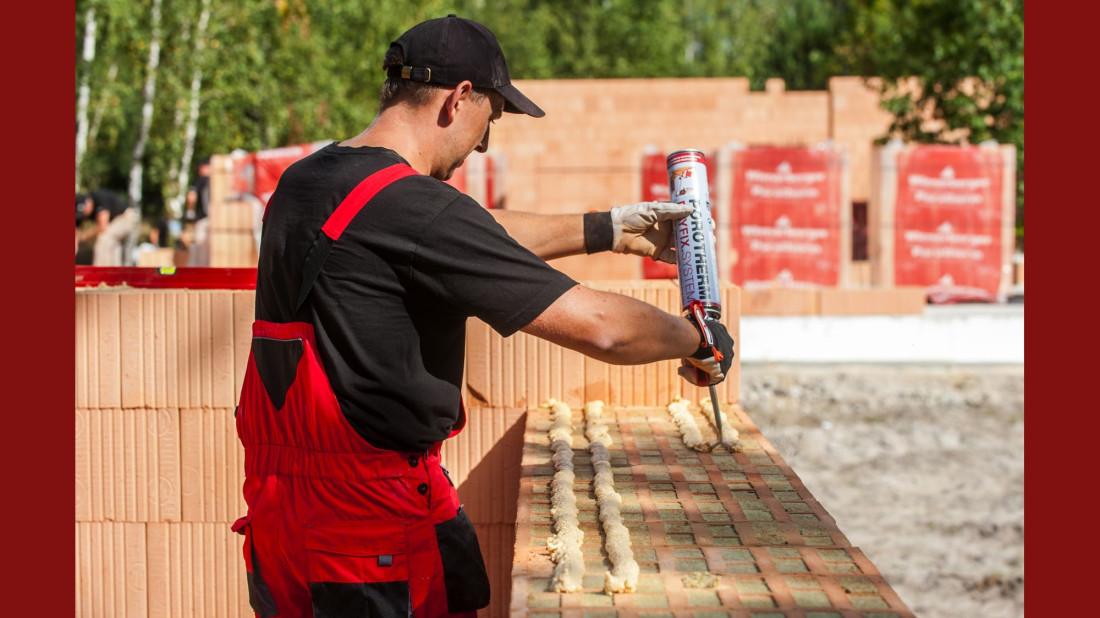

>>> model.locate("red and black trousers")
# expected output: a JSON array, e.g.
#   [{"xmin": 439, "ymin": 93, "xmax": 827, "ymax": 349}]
[{"xmin": 233, "ymin": 319, "xmax": 490, "ymax": 618}]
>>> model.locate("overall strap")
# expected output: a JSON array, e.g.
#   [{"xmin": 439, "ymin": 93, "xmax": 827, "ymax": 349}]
[{"xmin": 295, "ymin": 163, "xmax": 418, "ymax": 312}]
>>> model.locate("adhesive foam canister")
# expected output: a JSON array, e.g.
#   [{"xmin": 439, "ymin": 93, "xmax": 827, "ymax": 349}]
[{"xmin": 667, "ymin": 150, "xmax": 722, "ymax": 318}]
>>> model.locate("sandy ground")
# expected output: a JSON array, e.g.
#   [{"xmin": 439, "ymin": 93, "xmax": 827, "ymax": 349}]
[{"xmin": 738, "ymin": 363, "xmax": 1024, "ymax": 618}]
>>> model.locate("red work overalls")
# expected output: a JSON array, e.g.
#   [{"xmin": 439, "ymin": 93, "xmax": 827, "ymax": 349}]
[{"xmin": 233, "ymin": 164, "xmax": 491, "ymax": 618}]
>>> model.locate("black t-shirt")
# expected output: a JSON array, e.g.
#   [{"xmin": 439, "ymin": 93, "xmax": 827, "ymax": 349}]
[
  {"xmin": 76, "ymin": 194, "xmax": 87, "ymax": 227},
  {"xmin": 90, "ymin": 190, "xmax": 127, "ymax": 221},
  {"xmin": 255, "ymin": 144, "xmax": 577, "ymax": 452}
]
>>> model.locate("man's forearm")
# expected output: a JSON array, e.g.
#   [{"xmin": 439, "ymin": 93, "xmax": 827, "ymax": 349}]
[
  {"xmin": 493, "ymin": 202, "xmax": 690, "ymax": 264},
  {"xmin": 489, "ymin": 210, "xmax": 588, "ymax": 260},
  {"xmin": 521, "ymin": 285, "xmax": 700, "ymax": 365}
]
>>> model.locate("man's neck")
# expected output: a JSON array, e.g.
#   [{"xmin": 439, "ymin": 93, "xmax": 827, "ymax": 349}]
[{"xmin": 340, "ymin": 110, "xmax": 435, "ymax": 177}]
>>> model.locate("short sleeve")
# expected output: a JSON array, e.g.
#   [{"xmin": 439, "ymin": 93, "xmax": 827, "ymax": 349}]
[{"xmin": 410, "ymin": 196, "xmax": 577, "ymax": 336}]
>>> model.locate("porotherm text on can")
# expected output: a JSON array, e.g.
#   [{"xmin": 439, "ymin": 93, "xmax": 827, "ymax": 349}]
[{"xmin": 667, "ymin": 150, "xmax": 722, "ymax": 318}]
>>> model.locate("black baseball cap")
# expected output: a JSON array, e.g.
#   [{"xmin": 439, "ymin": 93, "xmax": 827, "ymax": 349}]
[{"xmin": 386, "ymin": 14, "xmax": 545, "ymax": 118}]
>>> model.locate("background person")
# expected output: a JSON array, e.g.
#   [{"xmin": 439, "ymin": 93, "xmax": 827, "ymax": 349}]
[
  {"xmin": 184, "ymin": 158, "xmax": 212, "ymax": 266},
  {"xmin": 79, "ymin": 189, "xmax": 135, "ymax": 266},
  {"xmin": 75, "ymin": 193, "xmax": 90, "ymax": 256},
  {"xmin": 132, "ymin": 217, "xmax": 171, "ymax": 265}
]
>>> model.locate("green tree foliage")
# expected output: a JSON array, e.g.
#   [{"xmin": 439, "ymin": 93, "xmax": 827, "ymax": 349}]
[
  {"xmin": 839, "ymin": 0, "xmax": 1024, "ymax": 246},
  {"xmin": 75, "ymin": 0, "xmax": 1024, "ymax": 246},
  {"xmin": 76, "ymin": 0, "xmax": 143, "ymax": 192},
  {"xmin": 758, "ymin": 0, "xmax": 856, "ymax": 90},
  {"xmin": 460, "ymin": 0, "xmax": 853, "ymax": 88}
]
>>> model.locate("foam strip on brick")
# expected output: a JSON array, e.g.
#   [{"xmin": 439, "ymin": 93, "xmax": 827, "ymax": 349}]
[
  {"xmin": 542, "ymin": 399, "xmax": 584, "ymax": 592},
  {"xmin": 583, "ymin": 400, "xmax": 639, "ymax": 593},
  {"xmin": 667, "ymin": 397, "xmax": 710, "ymax": 452},
  {"xmin": 701, "ymin": 396, "xmax": 743, "ymax": 450}
]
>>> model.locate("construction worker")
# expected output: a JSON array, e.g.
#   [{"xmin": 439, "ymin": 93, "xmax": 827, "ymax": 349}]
[
  {"xmin": 183, "ymin": 158, "xmax": 212, "ymax": 266},
  {"xmin": 233, "ymin": 14, "xmax": 734, "ymax": 618},
  {"xmin": 79, "ymin": 189, "xmax": 135, "ymax": 266}
]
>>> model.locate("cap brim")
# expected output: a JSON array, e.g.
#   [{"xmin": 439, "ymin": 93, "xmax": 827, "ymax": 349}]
[{"xmin": 498, "ymin": 82, "xmax": 545, "ymax": 118}]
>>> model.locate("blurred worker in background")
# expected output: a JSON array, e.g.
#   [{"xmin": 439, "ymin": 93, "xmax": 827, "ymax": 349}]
[
  {"xmin": 232, "ymin": 14, "xmax": 734, "ymax": 618},
  {"xmin": 131, "ymin": 217, "xmax": 172, "ymax": 266},
  {"xmin": 75, "ymin": 193, "xmax": 89, "ymax": 256},
  {"xmin": 184, "ymin": 157, "xmax": 212, "ymax": 266},
  {"xmin": 78, "ymin": 189, "xmax": 135, "ymax": 266}
]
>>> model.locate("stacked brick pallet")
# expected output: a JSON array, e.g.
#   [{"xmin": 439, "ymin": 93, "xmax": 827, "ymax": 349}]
[
  {"xmin": 207, "ymin": 159, "xmax": 261, "ymax": 267},
  {"xmin": 208, "ymin": 199, "xmax": 259, "ymax": 267},
  {"xmin": 511, "ymin": 402, "xmax": 915, "ymax": 617},
  {"xmin": 869, "ymin": 142, "xmax": 1018, "ymax": 302}
]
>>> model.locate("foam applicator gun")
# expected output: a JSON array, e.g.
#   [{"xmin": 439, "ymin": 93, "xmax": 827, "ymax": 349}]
[{"xmin": 666, "ymin": 150, "xmax": 737, "ymax": 451}]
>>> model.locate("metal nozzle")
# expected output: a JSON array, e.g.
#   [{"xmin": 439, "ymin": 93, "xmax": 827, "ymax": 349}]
[{"xmin": 707, "ymin": 385, "xmax": 737, "ymax": 452}]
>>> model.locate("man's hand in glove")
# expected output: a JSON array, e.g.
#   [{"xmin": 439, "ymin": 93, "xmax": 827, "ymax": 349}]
[
  {"xmin": 677, "ymin": 315, "xmax": 735, "ymax": 386},
  {"xmin": 610, "ymin": 201, "xmax": 693, "ymax": 263}
]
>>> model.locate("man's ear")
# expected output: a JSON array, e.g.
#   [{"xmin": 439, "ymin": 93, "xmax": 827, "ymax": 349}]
[
  {"xmin": 440, "ymin": 88, "xmax": 460, "ymax": 125},
  {"xmin": 442, "ymin": 81, "xmax": 476, "ymax": 124}
]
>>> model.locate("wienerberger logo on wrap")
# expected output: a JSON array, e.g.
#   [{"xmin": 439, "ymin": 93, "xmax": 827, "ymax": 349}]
[
  {"xmin": 894, "ymin": 146, "xmax": 1004, "ymax": 303},
  {"xmin": 731, "ymin": 147, "xmax": 843, "ymax": 289}
]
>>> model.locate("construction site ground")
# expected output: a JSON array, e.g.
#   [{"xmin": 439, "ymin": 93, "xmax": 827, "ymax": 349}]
[{"xmin": 739, "ymin": 362, "xmax": 1024, "ymax": 618}]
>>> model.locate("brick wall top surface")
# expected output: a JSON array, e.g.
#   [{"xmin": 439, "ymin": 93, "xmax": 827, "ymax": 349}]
[{"xmin": 511, "ymin": 402, "xmax": 915, "ymax": 617}]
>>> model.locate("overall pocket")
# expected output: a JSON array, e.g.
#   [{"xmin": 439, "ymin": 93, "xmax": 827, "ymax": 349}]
[
  {"xmin": 434, "ymin": 508, "xmax": 491, "ymax": 612},
  {"xmin": 305, "ymin": 521, "xmax": 411, "ymax": 618},
  {"xmin": 231, "ymin": 515, "xmax": 279, "ymax": 617}
]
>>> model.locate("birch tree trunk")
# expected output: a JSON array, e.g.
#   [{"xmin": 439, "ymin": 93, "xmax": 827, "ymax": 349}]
[
  {"xmin": 88, "ymin": 62, "xmax": 117, "ymax": 147},
  {"xmin": 126, "ymin": 0, "xmax": 163, "ymax": 264},
  {"xmin": 170, "ymin": 0, "xmax": 213, "ymax": 220},
  {"xmin": 75, "ymin": 6, "xmax": 97, "ymax": 193}
]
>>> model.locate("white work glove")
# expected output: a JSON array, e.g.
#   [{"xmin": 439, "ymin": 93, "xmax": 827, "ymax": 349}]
[
  {"xmin": 679, "ymin": 355, "xmax": 726, "ymax": 386},
  {"xmin": 610, "ymin": 201, "xmax": 694, "ymax": 264}
]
